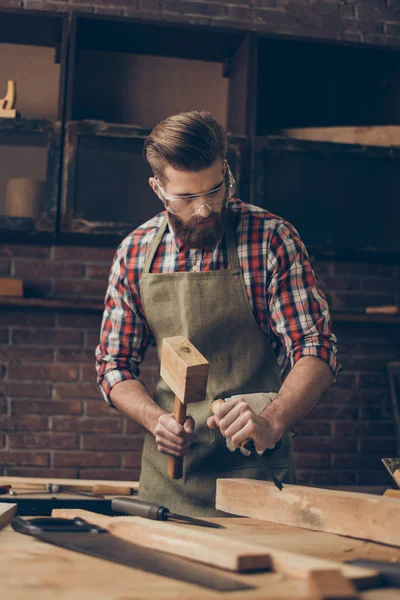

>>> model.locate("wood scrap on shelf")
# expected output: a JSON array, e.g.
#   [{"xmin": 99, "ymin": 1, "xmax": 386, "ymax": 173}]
[
  {"xmin": 0, "ymin": 278, "xmax": 23, "ymax": 297},
  {"xmin": 279, "ymin": 125, "xmax": 400, "ymax": 148},
  {"xmin": 216, "ymin": 479, "xmax": 400, "ymax": 547},
  {"xmin": 0, "ymin": 80, "xmax": 16, "ymax": 118},
  {"xmin": 51, "ymin": 508, "xmax": 380, "ymax": 587}
]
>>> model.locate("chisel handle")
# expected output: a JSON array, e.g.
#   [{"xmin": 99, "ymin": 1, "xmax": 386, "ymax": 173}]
[
  {"xmin": 112, "ymin": 497, "xmax": 168, "ymax": 520},
  {"xmin": 168, "ymin": 396, "xmax": 187, "ymax": 480}
]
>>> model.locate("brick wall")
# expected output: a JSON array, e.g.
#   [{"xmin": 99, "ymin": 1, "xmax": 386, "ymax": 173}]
[
  {"xmin": 2, "ymin": 0, "xmax": 400, "ymax": 47},
  {"xmin": 1, "ymin": 244, "xmax": 399, "ymax": 485}
]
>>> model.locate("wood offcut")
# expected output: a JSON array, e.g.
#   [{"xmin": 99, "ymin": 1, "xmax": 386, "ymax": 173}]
[{"xmin": 216, "ymin": 479, "xmax": 400, "ymax": 547}]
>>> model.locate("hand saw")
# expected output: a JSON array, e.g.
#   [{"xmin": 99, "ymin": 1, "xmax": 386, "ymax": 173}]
[{"xmin": 11, "ymin": 516, "xmax": 254, "ymax": 592}]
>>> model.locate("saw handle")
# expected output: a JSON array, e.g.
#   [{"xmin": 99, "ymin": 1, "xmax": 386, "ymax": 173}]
[
  {"xmin": 168, "ymin": 396, "xmax": 187, "ymax": 479},
  {"xmin": 11, "ymin": 516, "xmax": 107, "ymax": 535}
]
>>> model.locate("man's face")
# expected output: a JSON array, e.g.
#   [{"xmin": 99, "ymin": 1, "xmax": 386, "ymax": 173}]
[{"xmin": 154, "ymin": 160, "xmax": 226, "ymax": 249}]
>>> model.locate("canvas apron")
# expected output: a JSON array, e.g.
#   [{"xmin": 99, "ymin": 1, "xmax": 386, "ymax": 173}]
[{"xmin": 138, "ymin": 210, "xmax": 296, "ymax": 517}]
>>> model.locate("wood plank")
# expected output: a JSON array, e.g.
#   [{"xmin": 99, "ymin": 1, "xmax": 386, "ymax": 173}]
[
  {"xmin": 280, "ymin": 125, "xmax": 400, "ymax": 148},
  {"xmin": 52, "ymin": 509, "xmax": 271, "ymax": 573},
  {"xmin": 216, "ymin": 479, "xmax": 400, "ymax": 547},
  {"xmin": 0, "ymin": 504, "xmax": 17, "ymax": 531},
  {"xmin": 0, "ymin": 476, "xmax": 139, "ymax": 492},
  {"xmin": 51, "ymin": 509, "xmax": 379, "ymax": 586},
  {"xmin": 308, "ymin": 569, "xmax": 360, "ymax": 599}
]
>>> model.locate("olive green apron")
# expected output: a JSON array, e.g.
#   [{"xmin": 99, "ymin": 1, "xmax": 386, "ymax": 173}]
[{"xmin": 138, "ymin": 209, "xmax": 296, "ymax": 517}]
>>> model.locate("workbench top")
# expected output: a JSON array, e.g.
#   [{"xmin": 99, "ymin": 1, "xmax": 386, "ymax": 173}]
[{"xmin": 1, "ymin": 517, "xmax": 400, "ymax": 599}]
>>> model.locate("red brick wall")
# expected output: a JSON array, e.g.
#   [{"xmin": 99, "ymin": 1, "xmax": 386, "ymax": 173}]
[{"xmin": 0, "ymin": 243, "xmax": 399, "ymax": 485}]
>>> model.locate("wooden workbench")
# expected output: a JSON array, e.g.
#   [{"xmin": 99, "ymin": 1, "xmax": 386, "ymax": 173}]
[{"xmin": 1, "ymin": 517, "xmax": 399, "ymax": 599}]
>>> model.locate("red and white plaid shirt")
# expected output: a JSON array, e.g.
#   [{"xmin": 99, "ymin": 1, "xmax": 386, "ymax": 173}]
[{"xmin": 96, "ymin": 200, "xmax": 340, "ymax": 404}]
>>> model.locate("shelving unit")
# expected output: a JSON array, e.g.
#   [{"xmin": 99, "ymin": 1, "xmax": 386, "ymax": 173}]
[
  {"xmin": 0, "ymin": 8, "xmax": 68, "ymax": 243},
  {"xmin": 0, "ymin": 7, "xmax": 399, "ymax": 259}
]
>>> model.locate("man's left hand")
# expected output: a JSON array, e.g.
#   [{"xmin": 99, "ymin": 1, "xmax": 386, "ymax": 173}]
[{"xmin": 207, "ymin": 396, "xmax": 284, "ymax": 454}]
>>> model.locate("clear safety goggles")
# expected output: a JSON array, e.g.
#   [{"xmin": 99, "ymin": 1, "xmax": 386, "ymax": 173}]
[{"xmin": 154, "ymin": 161, "xmax": 236, "ymax": 218}]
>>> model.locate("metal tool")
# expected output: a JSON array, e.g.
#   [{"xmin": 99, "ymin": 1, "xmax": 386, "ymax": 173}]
[
  {"xmin": 211, "ymin": 399, "xmax": 284, "ymax": 491},
  {"xmin": 112, "ymin": 497, "xmax": 224, "ymax": 529},
  {"xmin": 11, "ymin": 516, "xmax": 252, "ymax": 592},
  {"xmin": 242, "ymin": 439, "xmax": 283, "ymax": 491},
  {"xmin": 0, "ymin": 484, "xmax": 17, "ymax": 496}
]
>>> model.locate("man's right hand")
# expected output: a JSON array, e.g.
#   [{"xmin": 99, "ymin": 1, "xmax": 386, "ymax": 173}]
[{"xmin": 154, "ymin": 413, "xmax": 195, "ymax": 457}]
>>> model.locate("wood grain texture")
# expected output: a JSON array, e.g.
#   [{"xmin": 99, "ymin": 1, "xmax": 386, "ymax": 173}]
[
  {"xmin": 51, "ymin": 509, "xmax": 379, "ymax": 585},
  {"xmin": 3, "ymin": 517, "xmax": 396, "ymax": 599},
  {"xmin": 0, "ymin": 476, "xmax": 139, "ymax": 492},
  {"xmin": 160, "ymin": 336, "xmax": 209, "ymax": 404},
  {"xmin": 0, "ymin": 504, "xmax": 17, "ymax": 531},
  {"xmin": 216, "ymin": 479, "xmax": 400, "ymax": 547},
  {"xmin": 308, "ymin": 569, "xmax": 360, "ymax": 599},
  {"xmin": 52, "ymin": 509, "xmax": 272, "ymax": 572}
]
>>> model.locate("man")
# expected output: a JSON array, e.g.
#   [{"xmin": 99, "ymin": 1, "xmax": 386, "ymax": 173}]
[{"xmin": 96, "ymin": 110, "xmax": 339, "ymax": 517}]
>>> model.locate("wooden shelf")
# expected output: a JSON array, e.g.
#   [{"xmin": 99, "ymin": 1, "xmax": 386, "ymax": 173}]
[
  {"xmin": 0, "ymin": 297, "xmax": 104, "ymax": 312},
  {"xmin": 332, "ymin": 311, "xmax": 400, "ymax": 325},
  {"xmin": 0, "ymin": 297, "xmax": 399, "ymax": 323}
]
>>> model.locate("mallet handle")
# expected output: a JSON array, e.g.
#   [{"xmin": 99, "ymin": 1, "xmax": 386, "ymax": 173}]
[{"xmin": 168, "ymin": 396, "xmax": 187, "ymax": 479}]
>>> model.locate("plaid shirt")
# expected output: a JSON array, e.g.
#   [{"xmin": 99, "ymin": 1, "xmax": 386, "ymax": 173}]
[{"xmin": 96, "ymin": 200, "xmax": 339, "ymax": 404}]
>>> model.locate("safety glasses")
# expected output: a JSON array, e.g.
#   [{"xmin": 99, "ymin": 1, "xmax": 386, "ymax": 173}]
[{"xmin": 153, "ymin": 161, "xmax": 236, "ymax": 218}]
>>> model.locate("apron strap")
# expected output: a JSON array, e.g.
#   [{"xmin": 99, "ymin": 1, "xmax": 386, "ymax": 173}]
[{"xmin": 143, "ymin": 216, "xmax": 169, "ymax": 274}]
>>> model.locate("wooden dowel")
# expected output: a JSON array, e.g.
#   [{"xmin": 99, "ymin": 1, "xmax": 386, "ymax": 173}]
[{"xmin": 168, "ymin": 396, "xmax": 186, "ymax": 479}]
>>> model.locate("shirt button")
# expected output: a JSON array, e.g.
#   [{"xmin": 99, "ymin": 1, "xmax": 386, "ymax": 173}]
[{"xmin": 191, "ymin": 265, "xmax": 198, "ymax": 272}]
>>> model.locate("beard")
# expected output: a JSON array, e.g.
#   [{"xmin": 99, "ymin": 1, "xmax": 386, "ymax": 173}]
[{"xmin": 169, "ymin": 210, "xmax": 224, "ymax": 249}]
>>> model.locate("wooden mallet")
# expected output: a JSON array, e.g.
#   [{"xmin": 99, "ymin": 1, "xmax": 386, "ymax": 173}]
[{"xmin": 160, "ymin": 336, "xmax": 209, "ymax": 479}]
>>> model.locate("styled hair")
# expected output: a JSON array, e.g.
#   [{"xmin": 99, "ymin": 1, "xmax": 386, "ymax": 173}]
[{"xmin": 144, "ymin": 110, "xmax": 227, "ymax": 182}]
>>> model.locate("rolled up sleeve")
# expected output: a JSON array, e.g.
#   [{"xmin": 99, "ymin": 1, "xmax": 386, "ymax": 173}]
[
  {"xmin": 95, "ymin": 244, "xmax": 152, "ymax": 405},
  {"xmin": 267, "ymin": 221, "xmax": 340, "ymax": 379}
]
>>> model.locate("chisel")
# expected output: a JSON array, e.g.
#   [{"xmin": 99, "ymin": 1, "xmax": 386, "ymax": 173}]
[
  {"xmin": 112, "ymin": 497, "xmax": 224, "ymax": 529},
  {"xmin": 211, "ymin": 399, "xmax": 283, "ymax": 491}
]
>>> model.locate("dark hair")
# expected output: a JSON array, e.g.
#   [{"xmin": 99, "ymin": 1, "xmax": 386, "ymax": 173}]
[{"xmin": 144, "ymin": 110, "xmax": 227, "ymax": 182}]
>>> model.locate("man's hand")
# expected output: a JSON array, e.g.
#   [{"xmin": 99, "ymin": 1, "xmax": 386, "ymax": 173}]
[
  {"xmin": 207, "ymin": 396, "xmax": 283, "ymax": 454},
  {"xmin": 154, "ymin": 413, "xmax": 195, "ymax": 458}
]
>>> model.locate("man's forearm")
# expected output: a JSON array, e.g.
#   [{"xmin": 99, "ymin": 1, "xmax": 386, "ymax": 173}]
[
  {"xmin": 261, "ymin": 356, "xmax": 334, "ymax": 437},
  {"xmin": 110, "ymin": 379, "xmax": 167, "ymax": 436}
]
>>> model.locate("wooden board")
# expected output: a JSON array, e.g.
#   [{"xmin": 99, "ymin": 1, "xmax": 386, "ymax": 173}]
[
  {"xmin": 216, "ymin": 479, "xmax": 400, "ymax": 547},
  {"xmin": 0, "ymin": 504, "xmax": 17, "ymax": 530},
  {"xmin": 280, "ymin": 126, "xmax": 400, "ymax": 148},
  {"xmin": 2, "ymin": 517, "xmax": 400, "ymax": 599},
  {"xmin": 383, "ymin": 489, "xmax": 400, "ymax": 499},
  {"xmin": 0, "ymin": 476, "xmax": 139, "ymax": 492},
  {"xmin": 52, "ymin": 509, "xmax": 379, "ymax": 586}
]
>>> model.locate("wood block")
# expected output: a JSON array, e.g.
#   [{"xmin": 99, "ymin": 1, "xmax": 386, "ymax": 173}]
[
  {"xmin": 0, "ymin": 278, "xmax": 23, "ymax": 297},
  {"xmin": 0, "ymin": 109, "xmax": 16, "ymax": 118},
  {"xmin": 51, "ymin": 509, "xmax": 380, "ymax": 586},
  {"xmin": 308, "ymin": 569, "xmax": 360, "ymax": 599},
  {"xmin": 160, "ymin": 336, "xmax": 209, "ymax": 404},
  {"xmin": 383, "ymin": 489, "xmax": 400, "ymax": 499},
  {"xmin": 216, "ymin": 479, "xmax": 400, "ymax": 547},
  {"xmin": 394, "ymin": 470, "xmax": 400, "ymax": 487},
  {"xmin": 0, "ymin": 504, "xmax": 17, "ymax": 531}
]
